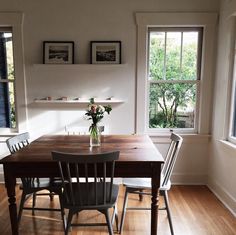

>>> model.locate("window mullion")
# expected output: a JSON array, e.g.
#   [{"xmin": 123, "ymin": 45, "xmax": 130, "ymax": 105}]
[
  {"xmin": 164, "ymin": 32, "xmax": 167, "ymax": 80},
  {"xmin": 180, "ymin": 32, "xmax": 183, "ymax": 79}
]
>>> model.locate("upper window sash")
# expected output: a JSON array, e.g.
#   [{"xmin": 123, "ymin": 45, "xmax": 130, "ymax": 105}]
[{"xmin": 148, "ymin": 27, "xmax": 203, "ymax": 82}]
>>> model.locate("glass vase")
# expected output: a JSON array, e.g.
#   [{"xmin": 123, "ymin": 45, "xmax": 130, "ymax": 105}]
[{"xmin": 89, "ymin": 124, "xmax": 101, "ymax": 147}]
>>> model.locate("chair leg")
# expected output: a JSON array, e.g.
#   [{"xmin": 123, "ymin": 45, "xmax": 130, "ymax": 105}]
[
  {"xmin": 163, "ymin": 190, "xmax": 174, "ymax": 235},
  {"xmin": 58, "ymin": 193, "xmax": 66, "ymax": 231},
  {"xmin": 65, "ymin": 210, "xmax": 73, "ymax": 235},
  {"xmin": 119, "ymin": 187, "xmax": 129, "ymax": 234},
  {"xmin": 32, "ymin": 192, "xmax": 36, "ymax": 215},
  {"xmin": 139, "ymin": 189, "xmax": 143, "ymax": 201},
  {"xmin": 49, "ymin": 191, "xmax": 54, "ymax": 201},
  {"xmin": 115, "ymin": 205, "xmax": 119, "ymax": 232},
  {"xmin": 104, "ymin": 209, "xmax": 113, "ymax": 235},
  {"xmin": 111, "ymin": 205, "xmax": 119, "ymax": 232},
  {"xmin": 49, "ymin": 177, "xmax": 55, "ymax": 201},
  {"xmin": 18, "ymin": 191, "xmax": 27, "ymax": 224}
]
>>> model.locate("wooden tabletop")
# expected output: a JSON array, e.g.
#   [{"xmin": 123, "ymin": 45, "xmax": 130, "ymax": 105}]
[{"xmin": 0, "ymin": 134, "xmax": 164, "ymax": 164}]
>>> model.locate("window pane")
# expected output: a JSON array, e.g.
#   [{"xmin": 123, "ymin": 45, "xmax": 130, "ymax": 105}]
[
  {"xmin": 232, "ymin": 85, "xmax": 236, "ymax": 137},
  {"xmin": 182, "ymin": 32, "xmax": 198, "ymax": 80},
  {"xmin": 8, "ymin": 81, "xmax": 16, "ymax": 128},
  {"xmin": 0, "ymin": 31, "xmax": 16, "ymax": 128},
  {"xmin": 166, "ymin": 32, "xmax": 181, "ymax": 80},
  {"xmin": 149, "ymin": 82, "xmax": 196, "ymax": 128},
  {"xmin": 149, "ymin": 29, "xmax": 200, "ymax": 82},
  {"xmin": 149, "ymin": 32, "xmax": 165, "ymax": 80},
  {"xmin": 5, "ymin": 33, "xmax": 14, "ymax": 80},
  {"xmin": 0, "ymin": 82, "xmax": 10, "ymax": 127}
]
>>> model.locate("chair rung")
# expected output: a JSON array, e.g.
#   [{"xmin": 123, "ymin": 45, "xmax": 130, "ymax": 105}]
[
  {"xmin": 127, "ymin": 207, "xmax": 151, "ymax": 210},
  {"xmin": 159, "ymin": 207, "xmax": 167, "ymax": 210},
  {"xmin": 129, "ymin": 191, "xmax": 151, "ymax": 196},
  {"xmin": 23, "ymin": 207, "xmax": 61, "ymax": 211},
  {"xmin": 71, "ymin": 223, "xmax": 108, "ymax": 227},
  {"xmin": 126, "ymin": 207, "xmax": 166, "ymax": 211},
  {"xmin": 35, "ymin": 193, "xmax": 56, "ymax": 196}
]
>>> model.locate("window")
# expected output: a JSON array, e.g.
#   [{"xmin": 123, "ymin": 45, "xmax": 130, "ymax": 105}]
[
  {"xmin": 0, "ymin": 28, "xmax": 16, "ymax": 129},
  {"xmin": 0, "ymin": 13, "xmax": 27, "ymax": 134},
  {"xmin": 232, "ymin": 89, "xmax": 236, "ymax": 137},
  {"xmin": 147, "ymin": 28, "xmax": 203, "ymax": 131},
  {"xmin": 136, "ymin": 13, "xmax": 217, "ymax": 135},
  {"xmin": 229, "ymin": 51, "xmax": 236, "ymax": 144}
]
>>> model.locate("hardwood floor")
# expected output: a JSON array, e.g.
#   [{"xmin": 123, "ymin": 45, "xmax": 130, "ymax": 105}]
[{"xmin": 0, "ymin": 185, "xmax": 236, "ymax": 235}]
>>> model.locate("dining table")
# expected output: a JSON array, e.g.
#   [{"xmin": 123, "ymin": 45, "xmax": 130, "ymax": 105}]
[{"xmin": 0, "ymin": 134, "xmax": 164, "ymax": 235}]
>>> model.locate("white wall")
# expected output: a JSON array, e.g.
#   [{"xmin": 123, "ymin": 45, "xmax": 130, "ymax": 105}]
[
  {"xmin": 0, "ymin": 0, "xmax": 220, "ymax": 186},
  {"xmin": 208, "ymin": 0, "xmax": 236, "ymax": 216}
]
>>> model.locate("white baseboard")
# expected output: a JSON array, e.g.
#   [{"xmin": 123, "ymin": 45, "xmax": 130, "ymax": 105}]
[
  {"xmin": 207, "ymin": 177, "xmax": 236, "ymax": 217},
  {"xmin": 0, "ymin": 171, "xmax": 207, "ymax": 185},
  {"xmin": 172, "ymin": 173, "xmax": 208, "ymax": 185}
]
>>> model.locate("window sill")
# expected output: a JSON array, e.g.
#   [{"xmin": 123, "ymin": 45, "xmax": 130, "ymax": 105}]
[
  {"xmin": 149, "ymin": 133, "xmax": 211, "ymax": 144},
  {"xmin": 0, "ymin": 129, "xmax": 18, "ymax": 138},
  {"xmin": 219, "ymin": 140, "xmax": 236, "ymax": 151}
]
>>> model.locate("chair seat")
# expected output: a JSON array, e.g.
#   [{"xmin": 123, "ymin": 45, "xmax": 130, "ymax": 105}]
[
  {"xmin": 122, "ymin": 177, "xmax": 171, "ymax": 191},
  {"xmin": 19, "ymin": 178, "xmax": 62, "ymax": 193},
  {"xmin": 63, "ymin": 182, "xmax": 119, "ymax": 209}
]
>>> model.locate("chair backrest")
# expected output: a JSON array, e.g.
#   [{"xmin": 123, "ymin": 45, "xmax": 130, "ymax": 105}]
[
  {"xmin": 52, "ymin": 151, "xmax": 119, "ymax": 207},
  {"xmin": 6, "ymin": 132, "xmax": 35, "ymax": 187},
  {"xmin": 65, "ymin": 125, "xmax": 105, "ymax": 135},
  {"xmin": 6, "ymin": 132, "xmax": 30, "ymax": 153},
  {"xmin": 161, "ymin": 133, "xmax": 183, "ymax": 187}
]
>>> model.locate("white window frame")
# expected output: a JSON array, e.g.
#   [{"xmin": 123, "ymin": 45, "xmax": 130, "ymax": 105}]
[
  {"xmin": 228, "ymin": 48, "xmax": 236, "ymax": 144},
  {"xmin": 0, "ymin": 13, "xmax": 27, "ymax": 135},
  {"xmin": 135, "ymin": 12, "xmax": 218, "ymax": 135}
]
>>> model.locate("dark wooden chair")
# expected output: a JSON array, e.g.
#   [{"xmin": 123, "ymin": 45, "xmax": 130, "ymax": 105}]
[
  {"xmin": 52, "ymin": 150, "xmax": 120, "ymax": 235},
  {"xmin": 6, "ymin": 132, "xmax": 64, "ymax": 225},
  {"xmin": 119, "ymin": 133, "xmax": 183, "ymax": 235}
]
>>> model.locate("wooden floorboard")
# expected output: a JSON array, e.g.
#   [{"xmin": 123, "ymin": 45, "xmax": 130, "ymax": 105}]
[{"xmin": 0, "ymin": 185, "xmax": 236, "ymax": 235}]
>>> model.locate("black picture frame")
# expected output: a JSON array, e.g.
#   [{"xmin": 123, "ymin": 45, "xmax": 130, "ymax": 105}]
[
  {"xmin": 43, "ymin": 41, "xmax": 74, "ymax": 64},
  {"xmin": 90, "ymin": 41, "xmax": 121, "ymax": 64}
]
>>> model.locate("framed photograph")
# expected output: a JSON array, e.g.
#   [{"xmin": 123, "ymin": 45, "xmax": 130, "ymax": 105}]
[
  {"xmin": 43, "ymin": 41, "xmax": 74, "ymax": 64},
  {"xmin": 90, "ymin": 41, "xmax": 121, "ymax": 64}
]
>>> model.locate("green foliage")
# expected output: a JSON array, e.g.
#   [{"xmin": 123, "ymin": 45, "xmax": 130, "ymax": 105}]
[
  {"xmin": 149, "ymin": 32, "xmax": 198, "ymax": 128},
  {"xmin": 6, "ymin": 39, "xmax": 16, "ymax": 128}
]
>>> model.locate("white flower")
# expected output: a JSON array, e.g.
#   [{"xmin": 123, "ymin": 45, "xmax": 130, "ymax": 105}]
[{"xmin": 98, "ymin": 105, "xmax": 105, "ymax": 112}]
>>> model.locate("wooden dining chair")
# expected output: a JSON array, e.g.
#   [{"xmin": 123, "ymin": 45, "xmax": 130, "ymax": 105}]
[
  {"xmin": 6, "ymin": 132, "xmax": 64, "ymax": 225},
  {"xmin": 52, "ymin": 150, "xmax": 120, "ymax": 235},
  {"xmin": 119, "ymin": 132, "xmax": 183, "ymax": 235}
]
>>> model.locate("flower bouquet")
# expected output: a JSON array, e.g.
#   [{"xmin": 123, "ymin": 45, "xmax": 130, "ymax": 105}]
[{"xmin": 85, "ymin": 98, "xmax": 112, "ymax": 146}]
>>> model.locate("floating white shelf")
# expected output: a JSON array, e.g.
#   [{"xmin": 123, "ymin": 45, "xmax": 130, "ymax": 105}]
[
  {"xmin": 34, "ymin": 99, "xmax": 124, "ymax": 104},
  {"xmin": 33, "ymin": 64, "xmax": 127, "ymax": 69}
]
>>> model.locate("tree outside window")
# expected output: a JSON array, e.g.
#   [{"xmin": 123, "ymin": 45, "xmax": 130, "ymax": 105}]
[{"xmin": 148, "ymin": 28, "xmax": 202, "ymax": 130}]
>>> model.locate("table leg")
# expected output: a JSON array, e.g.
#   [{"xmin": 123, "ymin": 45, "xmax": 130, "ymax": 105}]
[
  {"xmin": 4, "ymin": 165, "xmax": 18, "ymax": 235},
  {"xmin": 151, "ymin": 163, "xmax": 161, "ymax": 235}
]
